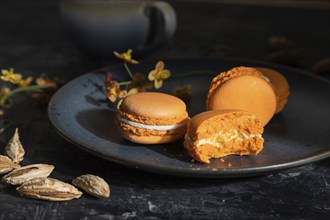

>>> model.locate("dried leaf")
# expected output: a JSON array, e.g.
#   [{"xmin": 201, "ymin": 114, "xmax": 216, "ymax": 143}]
[{"xmin": 4, "ymin": 128, "xmax": 25, "ymax": 163}]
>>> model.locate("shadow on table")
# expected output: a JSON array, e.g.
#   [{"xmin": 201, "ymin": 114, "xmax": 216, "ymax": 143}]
[
  {"xmin": 75, "ymin": 108, "xmax": 192, "ymax": 163},
  {"xmin": 76, "ymin": 108, "xmax": 122, "ymax": 144}
]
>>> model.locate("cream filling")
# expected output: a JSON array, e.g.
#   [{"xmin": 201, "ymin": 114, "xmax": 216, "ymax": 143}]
[
  {"xmin": 185, "ymin": 129, "xmax": 261, "ymax": 148},
  {"xmin": 262, "ymin": 75, "xmax": 270, "ymax": 83},
  {"xmin": 118, "ymin": 115, "xmax": 187, "ymax": 131}
]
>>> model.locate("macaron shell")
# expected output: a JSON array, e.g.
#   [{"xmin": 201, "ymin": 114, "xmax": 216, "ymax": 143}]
[
  {"xmin": 256, "ymin": 67, "xmax": 290, "ymax": 113},
  {"xmin": 184, "ymin": 110, "xmax": 264, "ymax": 164},
  {"xmin": 184, "ymin": 137, "xmax": 264, "ymax": 164},
  {"xmin": 119, "ymin": 92, "xmax": 188, "ymax": 124},
  {"xmin": 207, "ymin": 75, "xmax": 277, "ymax": 127},
  {"xmin": 186, "ymin": 109, "xmax": 263, "ymax": 140},
  {"xmin": 207, "ymin": 67, "xmax": 264, "ymax": 105},
  {"xmin": 120, "ymin": 131, "xmax": 185, "ymax": 144},
  {"xmin": 276, "ymin": 98, "xmax": 288, "ymax": 113},
  {"xmin": 186, "ymin": 109, "xmax": 241, "ymax": 138}
]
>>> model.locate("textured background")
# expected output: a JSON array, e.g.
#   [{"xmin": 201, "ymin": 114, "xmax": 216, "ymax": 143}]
[{"xmin": 0, "ymin": 1, "xmax": 329, "ymax": 219}]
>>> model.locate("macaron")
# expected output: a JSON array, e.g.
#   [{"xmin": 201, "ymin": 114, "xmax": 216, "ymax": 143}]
[
  {"xmin": 206, "ymin": 67, "xmax": 277, "ymax": 127},
  {"xmin": 256, "ymin": 67, "xmax": 290, "ymax": 113},
  {"xmin": 184, "ymin": 109, "xmax": 264, "ymax": 164},
  {"xmin": 117, "ymin": 92, "xmax": 189, "ymax": 144}
]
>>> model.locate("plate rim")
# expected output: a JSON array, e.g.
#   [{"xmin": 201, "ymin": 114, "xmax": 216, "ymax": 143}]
[
  {"xmin": 49, "ymin": 125, "xmax": 330, "ymax": 178},
  {"xmin": 48, "ymin": 57, "xmax": 330, "ymax": 178}
]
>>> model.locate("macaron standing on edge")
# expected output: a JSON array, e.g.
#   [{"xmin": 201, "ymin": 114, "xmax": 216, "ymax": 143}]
[
  {"xmin": 206, "ymin": 67, "xmax": 277, "ymax": 127},
  {"xmin": 117, "ymin": 92, "xmax": 189, "ymax": 144},
  {"xmin": 184, "ymin": 109, "xmax": 264, "ymax": 164},
  {"xmin": 256, "ymin": 67, "xmax": 290, "ymax": 113}
]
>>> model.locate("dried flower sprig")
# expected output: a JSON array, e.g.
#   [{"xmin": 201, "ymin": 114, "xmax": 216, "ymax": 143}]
[
  {"xmin": 104, "ymin": 73, "xmax": 128, "ymax": 102},
  {"xmin": 105, "ymin": 49, "xmax": 217, "ymax": 103},
  {"xmin": 0, "ymin": 69, "xmax": 60, "ymax": 108},
  {"xmin": 0, "ymin": 69, "xmax": 63, "ymax": 134},
  {"xmin": 114, "ymin": 50, "xmax": 139, "ymax": 65},
  {"xmin": 105, "ymin": 50, "xmax": 167, "ymax": 102}
]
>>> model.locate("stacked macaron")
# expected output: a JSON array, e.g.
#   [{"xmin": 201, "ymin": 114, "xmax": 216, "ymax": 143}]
[{"xmin": 117, "ymin": 92, "xmax": 189, "ymax": 144}]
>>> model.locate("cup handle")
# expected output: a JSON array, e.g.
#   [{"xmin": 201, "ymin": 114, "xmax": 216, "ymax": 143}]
[{"xmin": 144, "ymin": 1, "xmax": 177, "ymax": 51}]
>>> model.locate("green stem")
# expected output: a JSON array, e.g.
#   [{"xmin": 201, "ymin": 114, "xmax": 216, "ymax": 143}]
[
  {"xmin": 0, "ymin": 83, "xmax": 56, "ymax": 107},
  {"xmin": 124, "ymin": 63, "xmax": 135, "ymax": 80},
  {"xmin": 0, "ymin": 119, "xmax": 11, "ymax": 134},
  {"xmin": 171, "ymin": 70, "xmax": 217, "ymax": 78},
  {"xmin": 118, "ymin": 81, "xmax": 133, "ymax": 86}
]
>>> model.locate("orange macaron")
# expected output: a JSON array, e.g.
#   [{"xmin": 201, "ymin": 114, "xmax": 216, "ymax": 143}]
[
  {"xmin": 256, "ymin": 67, "xmax": 290, "ymax": 113},
  {"xmin": 206, "ymin": 67, "xmax": 277, "ymax": 127},
  {"xmin": 117, "ymin": 92, "xmax": 189, "ymax": 144},
  {"xmin": 184, "ymin": 109, "xmax": 264, "ymax": 164}
]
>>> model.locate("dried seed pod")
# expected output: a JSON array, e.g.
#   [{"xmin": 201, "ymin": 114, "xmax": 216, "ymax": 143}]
[
  {"xmin": 313, "ymin": 58, "xmax": 330, "ymax": 75},
  {"xmin": 17, "ymin": 177, "xmax": 82, "ymax": 201},
  {"xmin": 5, "ymin": 128, "xmax": 25, "ymax": 163},
  {"xmin": 267, "ymin": 49, "xmax": 302, "ymax": 66},
  {"xmin": 268, "ymin": 36, "xmax": 295, "ymax": 51},
  {"xmin": 2, "ymin": 164, "xmax": 54, "ymax": 185},
  {"xmin": 0, "ymin": 155, "xmax": 21, "ymax": 174},
  {"xmin": 72, "ymin": 174, "xmax": 110, "ymax": 198}
]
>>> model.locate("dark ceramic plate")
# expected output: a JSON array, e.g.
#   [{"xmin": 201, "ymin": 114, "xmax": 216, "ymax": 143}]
[{"xmin": 48, "ymin": 58, "xmax": 330, "ymax": 178}]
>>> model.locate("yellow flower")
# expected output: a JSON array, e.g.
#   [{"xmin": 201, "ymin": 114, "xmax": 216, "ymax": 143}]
[
  {"xmin": 35, "ymin": 74, "xmax": 60, "ymax": 89},
  {"xmin": 106, "ymin": 81, "xmax": 128, "ymax": 102},
  {"xmin": 114, "ymin": 49, "xmax": 139, "ymax": 64},
  {"xmin": 1, "ymin": 68, "xmax": 34, "ymax": 87},
  {"xmin": 1, "ymin": 68, "xmax": 22, "ymax": 84},
  {"xmin": 18, "ymin": 76, "xmax": 33, "ymax": 87},
  {"xmin": 148, "ymin": 61, "xmax": 171, "ymax": 89},
  {"xmin": 104, "ymin": 72, "xmax": 127, "ymax": 102},
  {"xmin": 127, "ymin": 88, "xmax": 139, "ymax": 95},
  {"xmin": 36, "ymin": 74, "xmax": 53, "ymax": 86}
]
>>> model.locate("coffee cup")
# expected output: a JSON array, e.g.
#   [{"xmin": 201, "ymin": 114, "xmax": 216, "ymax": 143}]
[{"xmin": 60, "ymin": 0, "xmax": 177, "ymax": 58}]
